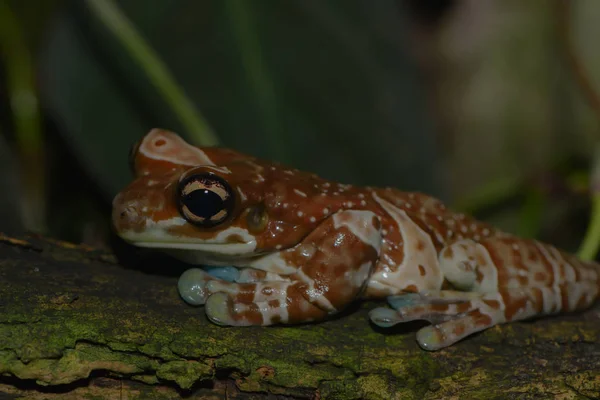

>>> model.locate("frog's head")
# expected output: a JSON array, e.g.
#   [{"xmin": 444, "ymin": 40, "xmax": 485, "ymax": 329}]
[{"xmin": 112, "ymin": 129, "xmax": 336, "ymax": 264}]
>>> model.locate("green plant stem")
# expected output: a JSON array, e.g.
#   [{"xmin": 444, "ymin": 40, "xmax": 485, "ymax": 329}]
[
  {"xmin": 517, "ymin": 188, "xmax": 544, "ymax": 239},
  {"xmin": 0, "ymin": 0, "xmax": 46, "ymax": 233},
  {"xmin": 85, "ymin": 0, "xmax": 218, "ymax": 146},
  {"xmin": 577, "ymin": 193, "xmax": 600, "ymax": 260},
  {"xmin": 452, "ymin": 176, "xmax": 521, "ymax": 215},
  {"xmin": 224, "ymin": 0, "xmax": 285, "ymax": 160}
]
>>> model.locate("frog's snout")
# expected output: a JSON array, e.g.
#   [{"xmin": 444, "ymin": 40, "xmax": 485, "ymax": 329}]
[{"xmin": 112, "ymin": 193, "xmax": 147, "ymax": 233}]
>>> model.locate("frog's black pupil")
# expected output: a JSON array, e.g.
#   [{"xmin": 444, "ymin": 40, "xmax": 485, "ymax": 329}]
[{"xmin": 184, "ymin": 189, "xmax": 224, "ymax": 219}]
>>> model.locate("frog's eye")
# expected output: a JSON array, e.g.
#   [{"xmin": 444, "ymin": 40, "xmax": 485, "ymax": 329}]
[{"xmin": 178, "ymin": 173, "xmax": 236, "ymax": 228}]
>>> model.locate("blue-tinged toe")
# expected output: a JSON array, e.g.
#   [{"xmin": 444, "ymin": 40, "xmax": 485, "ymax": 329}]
[
  {"xmin": 202, "ymin": 266, "xmax": 240, "ymax": 282},
  {"xmin": 387, "ymin": 293, "xmax": 421, "ymax": 310},
  {"xmin": 369, "ymin": 307, "xmax": 401, "ymax": 328}
]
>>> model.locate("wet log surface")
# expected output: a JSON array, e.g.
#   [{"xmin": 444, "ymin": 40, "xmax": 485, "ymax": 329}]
[{"xmin": 0, "ymin": 232, "xmax": 599, "ymax": 399}]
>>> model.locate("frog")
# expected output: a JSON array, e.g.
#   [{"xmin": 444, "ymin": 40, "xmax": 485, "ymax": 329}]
[{"xmin": 112, "ymin": 128, "xmax": 600, "ymax": 350}]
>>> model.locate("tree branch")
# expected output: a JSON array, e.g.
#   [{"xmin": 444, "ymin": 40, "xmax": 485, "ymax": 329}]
[{"xmin": 0, "ymin": 232, "xmax": 599, "ymax": 398}]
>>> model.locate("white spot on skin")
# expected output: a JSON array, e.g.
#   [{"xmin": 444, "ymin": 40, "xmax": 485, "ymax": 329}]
[
  {"xmin": 332, "ymin": 210, "xmax": 382, "ymax": 255},
  {"xmin": 283, "ymin": 203, "xmax": 289, "ymax": 209},
  {"xmin": 368, "ymin": 194, "xmax": 444, "ymax": 294},
  {"xmin": 296, "ymin": 269, "xmax": 336, "ymax": 311},
  {"xmin": 284, "ymin": 170, "xmax": 294, "ymax": 175},
  {"xmin": 360, "ymin": 200, "xmax": 367, "ymax": 206},
  {"xmin": 293, "ymin": 189, "xmax": 307, "ymax": 197},
  {"xmin": 358, "ymin": 193, "xmax": 365, "ymax": 199},
  {"xmin": 237, "ymin": 188, "xmax": 247, "ymax": 202},
  {"xmin": 353, "ymin": 262, "xmax": 373, "ymax": 288},
  {"xmin": 121, "ymin": 222, "xmax": 257, "ymax": 257},
  {"xmin": 323, "ymin": 208, "xmax": 330, "ymax": 215},
  {"xmin": 482, "ymin": 228, "xmax": 490, "ymax": 236},
  {"xmin": 297, "ymin": 211, "xmax": 304, "ymax": 217},
  {"xmin": 310, "ymin": 216, "xmax": 316, "ymax": 223},
  {"xmin": 139, "ymin": 129, "xmax": 215, "ymax": 166},
  {"xmin": 248, "ymin": 252, "xmax": 297, "ymax": 274}
]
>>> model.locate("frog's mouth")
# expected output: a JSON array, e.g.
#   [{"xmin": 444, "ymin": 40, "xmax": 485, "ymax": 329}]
[
  {"xmin": 128, "ymin": 239, "xmax": 257, "ymax": 255},
  {"xmin": 116, "ymin": 219, "xmax": 261, "ymax": 265}
]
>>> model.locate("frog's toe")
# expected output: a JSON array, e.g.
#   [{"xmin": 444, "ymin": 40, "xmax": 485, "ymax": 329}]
[
  {"xmin": 415, "ymin": 309, "xmax": 497, "ymax": 351},
  {"xmin": 202, "ymin": 266, "xmax": 240, "ymax": 282},
  {"xmin": 205, "ymin": 292, "xmax": 255, "ymax": 326},
  {"xmin": 178, "ymin": 268, "xmax": 212, "ymax": 305},
  {"xmin": 378, "ymin": 291, "xmax": 483, "ymax": 324},
  {"xmin": 369, "ymin": 307, "xmax": 404, "ymax": 327}
]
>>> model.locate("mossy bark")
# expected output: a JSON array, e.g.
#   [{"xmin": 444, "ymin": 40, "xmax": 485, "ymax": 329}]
[{"xmin": 0, "ymin": 233, "xmax": 599, "ymax": 399}]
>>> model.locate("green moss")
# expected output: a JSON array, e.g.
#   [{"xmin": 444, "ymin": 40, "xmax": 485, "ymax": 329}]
[
  {"xmin": 1, "ymin": 236, "xmax": 600, "ymax": 397},
  {"xmin": 156, "ymin": 360, "xmax": 213, "ymax": 389}
]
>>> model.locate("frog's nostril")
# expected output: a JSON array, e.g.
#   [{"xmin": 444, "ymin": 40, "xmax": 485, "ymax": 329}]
[
  {"xmin": 120, "ymin": 206, "xmax": 139, "ymax": 220},
  {"xmin": 115, "ymin": 205, "xmax": 140, "ymax": 225}
]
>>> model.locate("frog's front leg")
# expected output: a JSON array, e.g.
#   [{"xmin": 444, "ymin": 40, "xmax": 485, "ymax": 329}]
[
  {"xmin": 370, "ymin": 237, "xmax": 600, "ymax": 350},
  {"xmin": 178, "ymin": 267, "xmax": 286, "ymax": 306},
  {"xmin": 204, "ymin": 210, "xmax": 383, "ymax": 326}
]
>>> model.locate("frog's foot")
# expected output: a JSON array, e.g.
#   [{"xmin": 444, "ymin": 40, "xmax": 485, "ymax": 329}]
[
  {"xmin": 178, "ymin": 267, "xmax": 283, "ymax": 306},
  {"xmin": 178, "ymin": 268, "xmax": 215, "ymax": 306},
  {"xmin": 369, "ymin": 290, "xmax": 505, "ymax": 351},
  {"xmin": 204, "ymin": 280, "xmax": 328, "ymax": 326}
]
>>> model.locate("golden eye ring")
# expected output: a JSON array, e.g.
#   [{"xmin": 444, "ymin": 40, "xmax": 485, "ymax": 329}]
[{"xmin": 177, "ymin": 173, "xmax": 236, "ymax": 228}]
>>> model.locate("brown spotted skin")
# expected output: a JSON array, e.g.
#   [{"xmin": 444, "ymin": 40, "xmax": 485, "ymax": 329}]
[{"xmin": 112, "ymin": 129, "xmax": 600, "ymax": 351}]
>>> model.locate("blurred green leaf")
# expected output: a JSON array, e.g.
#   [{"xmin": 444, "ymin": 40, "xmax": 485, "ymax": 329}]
[{"xmin": 40, "ymin": 0, "xmax": 441, "ymax": 201}]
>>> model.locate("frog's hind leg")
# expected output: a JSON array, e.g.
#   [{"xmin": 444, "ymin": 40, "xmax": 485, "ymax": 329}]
[
  {"xmin": 370, "ymin": 237, "xmax": 600, "ymax": 350},
  {"xmin": 369, "ymin": 290, "xmax": 505, "ymax": 350}
]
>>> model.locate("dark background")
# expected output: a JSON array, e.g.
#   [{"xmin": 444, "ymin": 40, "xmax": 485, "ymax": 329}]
[{"xmin": 0, "ymin": 0, "xmax": 598, "ymax": 256}]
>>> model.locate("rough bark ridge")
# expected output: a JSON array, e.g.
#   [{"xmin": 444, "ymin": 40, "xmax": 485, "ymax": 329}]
[{"xmin": 0, "ymin": 232, "xmax": 599, "ymax": 399}]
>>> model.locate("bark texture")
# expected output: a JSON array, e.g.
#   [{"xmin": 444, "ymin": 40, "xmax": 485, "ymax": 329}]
[{"xmin": 0, "ymin": 232, "xmax": 599, "ymax": 399}]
